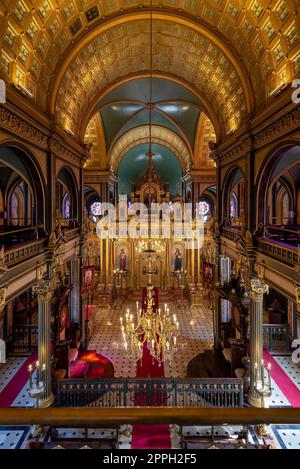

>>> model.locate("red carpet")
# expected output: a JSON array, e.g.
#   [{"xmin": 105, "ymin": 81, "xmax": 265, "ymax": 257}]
[
  {"xmin": 263, "ymin": 349, "xmax": 300, "ymax": 407},
  {"xmin": 131, "ymin": 287, "xmax": 171, "ymax": 449},
  {"xmin": 0, "ymin": 350, "xmax": 38, "ymax": 408}
]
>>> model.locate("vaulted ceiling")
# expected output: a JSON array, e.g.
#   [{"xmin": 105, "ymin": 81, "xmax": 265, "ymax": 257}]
[
  {"xmin": 0, "ymin": 1, "xmax": 299, "ymax": 141},
  {"xmin": 83, "ymin": 77, "xmax": 217, "ymax": 172}
]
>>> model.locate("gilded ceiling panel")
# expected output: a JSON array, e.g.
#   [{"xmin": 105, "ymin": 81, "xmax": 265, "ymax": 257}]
[
  {"xmin": 0, "ymin": 1, "xmax": 299, "ymax": 137},
  {"xmin": 56, "ymin": 19, "xmax": 247, "ymax": 134}
]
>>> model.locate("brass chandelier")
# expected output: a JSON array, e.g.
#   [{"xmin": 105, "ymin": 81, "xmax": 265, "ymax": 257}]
[
  {"xmin": 120, "ymin": 286, "xmax": 179, "ymax": 364},
  {"xmin": 120, "ymin": 2, "xmax": 179, "ymax": 365}
]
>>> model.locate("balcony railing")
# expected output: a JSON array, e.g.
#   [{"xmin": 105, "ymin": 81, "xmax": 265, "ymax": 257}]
[
  {"xmin": 57, "ymin": 378, "xmax": 244, "ymax": 408},
  {"xmin": 4, "ymin": 238, "xmax": 48, "ymax": 267},
  {"xmin": 0, "ymin": 407, "xmax": 299, "ymax": 427},
  {"xmin": 63, "ymin": 226, "xmax": 81, "ymax": 242},
  {"xmin": 221, "ymin": 226, "xmax": 241, "ymax": 241},
  {"xmin": 257, "ymin": 238, "xmax": 299, "ymax": 265},
  {"xmin": 0, "ymin": 225, "xmax": 44, "ymax": 247},
  {"xmin": 263, "ymin": 324, "xmax": 291, "ymax": 353}
]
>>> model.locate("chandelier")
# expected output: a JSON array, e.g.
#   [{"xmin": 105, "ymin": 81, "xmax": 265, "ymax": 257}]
[
  {"xmin": 136, "ymin": 239, "xmax": 163, "ymax": 254},
  {"xmin": 120, "ymin": 286, "xmax": 179, "ymax": 364}
]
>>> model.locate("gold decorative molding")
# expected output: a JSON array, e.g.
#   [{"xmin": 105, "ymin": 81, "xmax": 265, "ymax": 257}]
[
  {"xmin": 0, "ymin": 106, "xmax": 48, "ymax": 149},
  {"xmin": 0, "ymin": 106, "xmax": 87, "ymax": 164},
  {"xmin": 49, "ymin": 137, "xmax": 86, "ymax": 167},
  {"xmin": 248, "ymin": 279, "xmax": 269, "ymax": 302},
  {"xmin": 0, "ymin": 286, "xmax": 7, "ymax": 314},
  {"xmin": 32, "ymin": 280, "xmax": 53, "ymax": 302},
  {"xmin": 296, "ymin": 287, "xmax": 300, "ymax": 308},
  {"xmin": 253, "ymin": 106, "xmax": 300, "ymax": 148},
  {"xmin": 36, "ymin": 265, "xmax": 46, "ymax": 281},
  {"xmin": 256, "ymin": 264, "xmax": 265, "ymax": 281},
  {"xmin": 218, "ymin": 137, "xmax": 253, "ymax": 163}
]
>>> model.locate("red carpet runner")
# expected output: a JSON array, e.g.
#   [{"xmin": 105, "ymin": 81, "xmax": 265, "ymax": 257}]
[
  {"xmin": 263, "ymin": 349, "xmax": 300, "ymax": 407},
  {"xmin": 0, "ymin": 350, "xmax": 37, "ymax": 408},
  {"xmin": 131, "ymin": 288, "xmax": 172, "ymax": 449}
]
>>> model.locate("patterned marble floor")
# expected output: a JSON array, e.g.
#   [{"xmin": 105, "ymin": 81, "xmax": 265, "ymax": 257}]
[
  {"xmin": 273, "ymin": 356, "xmax": 300, "ymax": 389},
  {"xmin": 1, "ymin": 292, "xmax": 300, "ymax": 449},
  {"xmin": 0, "ymin": 427, "xmax": 30, "ymax": 449},
  {"xmin": 88, "ymin": 297, "xmax": 214, "ymax": 379},
  {"xmin": 164, "ymin": 302, "xmax": 214, "ymax": 378},
  {"xmin": 0, "ymin": 357, "xmax": 28, "ymax": 393},
  {"xmin": 88, "ymin": 305, "xmax": 137, "ymax": 378}
]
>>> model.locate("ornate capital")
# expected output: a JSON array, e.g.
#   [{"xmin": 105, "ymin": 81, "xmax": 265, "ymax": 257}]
[
  {"xmin": 32, "ymin": 280, "xmax": 53, "ymax": 302},
  {"xmin": 249, "ymin": 278, "xmax": 269, "ymax": 301}
]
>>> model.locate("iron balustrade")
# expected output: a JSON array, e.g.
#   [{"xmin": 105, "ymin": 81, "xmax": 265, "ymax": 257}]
[
  {"xmin": 263, "ymin": 324, "xmax": 290, "ymax": 353},
  {"xmin": 56, "ymin": 378, "xmax": 243, "ymax": 408}
]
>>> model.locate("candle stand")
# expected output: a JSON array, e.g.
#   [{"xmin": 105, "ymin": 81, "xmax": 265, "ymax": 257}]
[
  {"xmin": 28, "ymin": 361, "xmax": 46, "ymax": 439},
  {"xmin": 254, "ymin": 360, "xmax": 272, "ymax": 437}
]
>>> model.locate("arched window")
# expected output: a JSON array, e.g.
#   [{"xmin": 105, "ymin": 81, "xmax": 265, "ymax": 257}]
[
  {"xmin": 88, "ymin": 198, "xmax": 102, "ymax": 223},
  {"xmin": 8, "ymin": 181, "xmax": 29, "ymax": 226},
  {"xmin": 90, "ymin": 201, "xmax": 102, "ymax": 216},
  {"xmin": 230, "ymin": 192, "xmax": 238, "ymax": 220},
  {"xmin": 199, "ymin": 200, "xmax": 210, "ymax": 222},
  {"xmin": 281, "ymin": 192, "xmax": 290, "ymax": 224},
  {"xmin": 10, "ymin": 192, "xmax": 19, "ymax": 225},
  {"xmin": 62, "ymin": 192, "xmax": 71, "ymax": 219}
]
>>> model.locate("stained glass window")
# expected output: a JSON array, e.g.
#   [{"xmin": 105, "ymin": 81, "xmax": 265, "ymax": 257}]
[
  {"xmin": 230, "ymin": 193, "xmax": 238, "ymax": 219},
  {"xmin": 90, "ymin": 201, "xmax": 101, "ymax": 216},
  {"xmin": 199, "ymin": 201, "xmax": 210, "ymax": 216},
  {"xmin": 62, "ymin": 193, "xmax": 71, "ymax": 219}
]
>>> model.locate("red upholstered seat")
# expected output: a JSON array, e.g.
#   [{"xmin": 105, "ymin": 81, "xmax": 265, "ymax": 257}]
[{"xmin": 69, "ymin": 359, "xmax": 89, "ymax": 378}]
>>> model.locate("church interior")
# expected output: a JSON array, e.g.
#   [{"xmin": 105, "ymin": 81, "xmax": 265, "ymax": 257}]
[{"xmin": 0, "ymin": 0, "xmax": 300, "ymax": 451}]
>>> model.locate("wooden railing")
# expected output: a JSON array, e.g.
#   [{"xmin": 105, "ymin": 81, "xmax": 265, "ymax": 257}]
[
  {"xmin": 57, "ymin": 378, "xmax": 244, "ymax": 408},
  {"xmin": 257, "ymin": 238, "xmax": 299, "ymax": 265},
  {"xmin": 263, "ymin": 324, "xmax": 290, "ymax": 353},
  {"xmin": 63, "ymin": 226, "xmax": 81, "ymax": 242},
  {"xmin": 263, "ymin": 225, "xmax": 300, "ymax": 245},
  {"xmin": 221, "ymin": 226, "xmax": 240, "ymax": 241},
  {"xmin": 4, "ymin": 238, "xmax": 48, "ymax": 267},
  {"xmin": 0, "ymin": 407, "xmax": 299, "ymax": 427}
]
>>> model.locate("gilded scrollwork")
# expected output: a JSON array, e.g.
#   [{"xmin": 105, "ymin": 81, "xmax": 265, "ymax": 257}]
[
  {"xmin": 32, "ymin": 280, "xmax": 53, "ymax": 302},
  {"xmin": 248, "ymin": 278, "xmax": 269, "ymax": 302},
  {"xmin": 0, "ymin": 286, "xmax": 7, "ymax": 314}
]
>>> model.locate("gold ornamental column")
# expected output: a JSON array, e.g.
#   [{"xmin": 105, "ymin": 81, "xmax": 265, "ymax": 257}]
[
  {"xmin": 0, "ymin": 286, "xmax": 7, "ymax": 322},
  {"xmin": 32, "ymin": 280, "xmax": 54, "ymax": 407},
  {"xmin": 248, "ymin": 279, "xmax": 269, "ymax": 407}
]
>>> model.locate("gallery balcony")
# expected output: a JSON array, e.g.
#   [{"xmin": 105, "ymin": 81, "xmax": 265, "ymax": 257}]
[
  {"xmin": 0, "ymin": 223, "xmax": 81, "ymax": 269},
  {"xmin": 221, "ymin": 224, "xmax": 300, "ymax": 267},
  {"xmin": 257, "ymin": 225, "xmax": 300, "ymax": 267}
]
